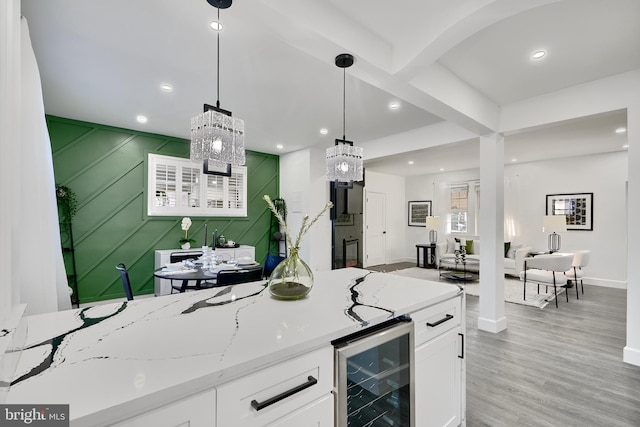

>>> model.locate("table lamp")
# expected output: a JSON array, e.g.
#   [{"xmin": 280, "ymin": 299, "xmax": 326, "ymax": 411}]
[
  {"xmin": 425, "ymin": 216, "xmax": 441, "ymax": 244},
  {"xmin": 542, "ymin": 215, "xmax": 567, "ymax": 253}
]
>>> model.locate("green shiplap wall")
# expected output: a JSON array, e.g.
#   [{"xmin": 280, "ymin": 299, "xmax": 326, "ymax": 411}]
[{"xmin": 48, "ymin": 116, "xmax": 279, "ymax": 304}]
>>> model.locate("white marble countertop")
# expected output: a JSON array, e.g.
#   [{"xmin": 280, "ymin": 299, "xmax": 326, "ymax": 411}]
[{"xmin": 5, "ymin": 268, "xmax": 460, "ymax": 426}]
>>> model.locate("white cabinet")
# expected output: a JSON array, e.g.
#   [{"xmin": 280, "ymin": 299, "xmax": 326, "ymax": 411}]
[
  {"xmin": 154, "ymin": 246, "xmax": 255, "ymax": 295},
  {"xmin": 266, "ymin": 394, "xmax": 333, "ymax": 427},
  {"xmin": 412, "ymin": 295, "xmax": 465, "ymax": 427},
  {"xmin": 111, "ymin": 388, "xmax": 216, "ymax": 427},
  {"xmin": 216, "ymin": 346, "xmax": 333, "ymax": 427},
  {"xmin": 415, "ymin": 326, "xmax": 463, "ymax": 427}
]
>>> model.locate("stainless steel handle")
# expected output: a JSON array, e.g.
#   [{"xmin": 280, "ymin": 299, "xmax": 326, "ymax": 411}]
[{"xmin": 250, "ymin": 376, "xmax": 317, "ymax": 411}]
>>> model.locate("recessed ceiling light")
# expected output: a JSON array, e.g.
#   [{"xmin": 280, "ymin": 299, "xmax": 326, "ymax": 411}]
[
  {"xmin": 389, "ymin": 101, "xmax": 400, "ymax": 110},
  {"xmin": 531, "ymin": 50, "xmax": 546, "ymax": 60},
  {"xmin": 136, "ymin": 115, "xmax": 148, "ymax": 123},
  {"xmin": 623, "ymin": 144, "xmax": 629, "ymax": 149},
  {"xmin": 616, "ymin": 127, "xmax": 627, "ymax": 134},
  {"xmin": 160, "ymin": 83, "xmax": 173, "ymax": 92},
  {"xmin": 320, "ymin": 128, "xmax": 328, "ymax": 135},
  {"xmin": 408, "ymin": 160, "xmax": 414, "ymax": 165},
  {"xmin": 209, "ymin": 21, "xmax": 223, "ymax": 31},
  {"xmin": 439, "ymin": 168, "xmax": 445, "ymax": 172},
  {"xmin": 276, "ymin": 144, "xmax": 284, "ymax": 150},
  {"xmin": 511, "ymin": 158, "xmax": 518, "ymax": 162}
]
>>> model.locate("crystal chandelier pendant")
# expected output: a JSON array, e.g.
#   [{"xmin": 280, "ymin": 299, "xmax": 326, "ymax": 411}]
[
  {"xmin": 326, "ymin": 142, "xmax": 363, "ymax": 182},
  {"xmin": 325, "ymin": 53, "xmax": 363, "ymax": 183},
  {"xmin": 189, "ymin": 0, "xmax": 245, "ymax": 168}
]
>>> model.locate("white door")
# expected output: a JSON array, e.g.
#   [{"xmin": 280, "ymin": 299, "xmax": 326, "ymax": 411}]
[{"xmin": 365, "ymin": 191, "xmax": 386, "ymax": 267}]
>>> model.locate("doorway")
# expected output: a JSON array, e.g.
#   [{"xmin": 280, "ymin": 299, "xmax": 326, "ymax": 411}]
[{"xmin": 365, "ymin": 191, "xmax": 386, "ymax": 267}]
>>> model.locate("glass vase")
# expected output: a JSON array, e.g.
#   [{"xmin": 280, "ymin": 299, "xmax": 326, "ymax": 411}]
[{"xmin": 268, "ymin": 247, "xmax": 314, "ymax": 300}]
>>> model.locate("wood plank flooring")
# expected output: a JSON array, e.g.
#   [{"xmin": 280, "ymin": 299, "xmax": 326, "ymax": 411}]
[
  {"xmin": 465, "ymin": 285, "xmax": 640, "ymax": 427},
  {"xmin": 368, "ymin": 263, "xmax": 640, "ymax": 426}
]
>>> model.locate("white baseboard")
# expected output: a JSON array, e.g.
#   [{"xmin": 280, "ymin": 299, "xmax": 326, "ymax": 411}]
[
  {"xmin": 623, "ymin": 346, "xmax": 640, "ymax": 366},
  {"xmin": 477, "ymin": 316, "xmax": 507, "ymax": 333},
  {"xmin": 583, "ymin": 277, "xmax": 627, "ymax": 289}
]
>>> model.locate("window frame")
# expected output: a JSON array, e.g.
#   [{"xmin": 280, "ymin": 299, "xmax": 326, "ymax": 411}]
[
  {"xmin": 147, "ymin": 153, "xmax": 247, "ymax": 217},
  {"xmin": 447, "ymin": 183, "xmax": 469, "ymax": 234}
]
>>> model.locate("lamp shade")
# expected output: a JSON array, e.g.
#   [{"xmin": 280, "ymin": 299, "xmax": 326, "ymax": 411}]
[
  {"xmin": 425, "ymin": 216, "xmax": 440, "ymax": 244},
  {"xmin": 425, "ymin": 216, "xmax": 441, "ymax": 229},
  {"xmin": 542, "ymin": 215, "xmax": 567, "ymax": 233}
]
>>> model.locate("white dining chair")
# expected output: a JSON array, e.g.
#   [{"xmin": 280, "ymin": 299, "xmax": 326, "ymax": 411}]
[
  {"xmin": 519, "ymin": 253, "xmax": 575, "ymax": 308},
  {"xmin": 565, "ymin": 250, "xmax": 590, "ymax": 299}
]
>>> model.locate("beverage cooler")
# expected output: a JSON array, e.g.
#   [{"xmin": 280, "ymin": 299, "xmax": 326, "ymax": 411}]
[{"xmin": 333, "ymin": 318, "xmax": 415, "ymax": 426}]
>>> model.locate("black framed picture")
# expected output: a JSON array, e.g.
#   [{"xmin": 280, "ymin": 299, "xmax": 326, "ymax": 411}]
[
  {"xmin": 408, "ymin": 200, "xmax": 432, "ymax": 227},
  {"xmin": 546, "ymin": 193, "xmax": 593, "ymax": 231}
]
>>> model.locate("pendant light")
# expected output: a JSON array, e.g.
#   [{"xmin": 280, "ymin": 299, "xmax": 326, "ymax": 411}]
[
  {"xmin": 326, "ymin": 53, "xmax": 363, "ymax": 183},
  {"xmin": 190, "ymin": 0, "xmax": 245, "ymax": 172}
]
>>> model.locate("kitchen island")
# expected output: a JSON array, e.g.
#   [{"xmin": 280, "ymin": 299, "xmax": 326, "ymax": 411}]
[{"xmin": 5, "ymin": 268, "xmax": 464, "ymax": 426}]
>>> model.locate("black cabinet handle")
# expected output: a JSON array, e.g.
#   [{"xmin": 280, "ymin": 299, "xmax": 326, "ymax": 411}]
[
  {"xmin": 426, "ymin": 314, "xmax": 454, "ymax": 327},
  {"xmin": 251, "ymin": 376, "xmax": 318, "ymax": 411},
  {"xmin": 458, "ymin": 333, "xmax": 465, "ymax": 359}
]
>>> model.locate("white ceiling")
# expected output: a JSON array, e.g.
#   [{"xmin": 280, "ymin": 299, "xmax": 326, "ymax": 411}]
[{"xmin": 21, "ymin": 0, "xmax": 639, "ymax": 175}]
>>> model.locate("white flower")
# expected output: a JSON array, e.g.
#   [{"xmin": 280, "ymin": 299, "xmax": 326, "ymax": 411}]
[{"xmin": 181, "ymin": 217, "xmax": 192, "ymax": 231}]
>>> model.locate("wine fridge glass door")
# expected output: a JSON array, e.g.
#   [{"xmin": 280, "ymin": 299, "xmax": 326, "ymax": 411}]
[{"xmin": 335, "ymin": 320, "xmax": 415, "ymax": 427}]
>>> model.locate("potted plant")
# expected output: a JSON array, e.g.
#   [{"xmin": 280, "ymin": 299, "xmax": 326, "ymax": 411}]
[
  {"xmin": 179, "ymin": 217, "xmax": 196, "ymax": 249},
  {"xmin": 55, "ymin": 184, "xmax": 78, "ymax": 225}
]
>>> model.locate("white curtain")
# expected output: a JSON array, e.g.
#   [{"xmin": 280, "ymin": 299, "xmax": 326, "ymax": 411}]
[
  {"xmin": 19, "ymin": 17, "xmax": 71, "ymax": 314},
  {"xmin": 504, "ymin": 174, "xmax": 520, "ymax": 241}
]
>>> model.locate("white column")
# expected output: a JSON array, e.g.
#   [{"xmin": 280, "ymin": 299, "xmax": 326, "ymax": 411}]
[
  {"xmin": 279, "ymin": 147, "xmax": 332, "ymax": 273},
  {"xmin": 0, "ymin": 0, "xmax": 21, "ymax": 319},
  {"xmin": 624, "ymin": 103, "xmax": 640, "ymax": 366},
  {"xmin": 477, "ymin": 133, "xmax": 507, "ymax": 333}
]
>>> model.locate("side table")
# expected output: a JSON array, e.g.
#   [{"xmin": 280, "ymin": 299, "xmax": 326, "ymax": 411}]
[{"xmin": 416, "ymin": 243, "xmax": 437, "ymax": 269}]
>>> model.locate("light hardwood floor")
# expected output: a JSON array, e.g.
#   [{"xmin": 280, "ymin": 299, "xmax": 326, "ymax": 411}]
[{"xmin": 368, "ymin": 263, "xmax": 640, "ymax": 426}]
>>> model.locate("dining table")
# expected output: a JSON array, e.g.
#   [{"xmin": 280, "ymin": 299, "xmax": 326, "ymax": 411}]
[{"xmin": 154, "ymin": 261, "xmax": 262, "ymax": 292}]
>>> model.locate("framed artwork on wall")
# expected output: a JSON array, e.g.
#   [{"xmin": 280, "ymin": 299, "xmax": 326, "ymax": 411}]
[
  {"xmin": 408, "ymin": 200, "xmax": 432, "ymax": 227},
  {"xmin": 546, "ymin": 193, "xmax": 593, "ymax": 231},
  {"xmin": 335, "ymin": 213, "xmax": 354, "ymax": 226}
]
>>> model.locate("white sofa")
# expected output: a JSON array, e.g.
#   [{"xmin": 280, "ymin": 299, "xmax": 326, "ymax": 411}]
[{"xmin": 436, "ymin": 235, "xmax": 533, "ymax": 277}]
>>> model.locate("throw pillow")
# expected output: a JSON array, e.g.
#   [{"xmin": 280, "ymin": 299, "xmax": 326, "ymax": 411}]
[
  {"xmin": 474, "ymin": 240, "xmax": 480, "ymax": 255},
  {"xmin": 504, "ymin": 242, "xmax": 511, "ymax": 258},
  {"xmin": 507, "ymin": 243, "xmax": 522, "ymax": 259},
  {"xmin": 465, "ymin": 239, "xmax": 474, "ymax": 255},
  {"xmin": 446, "ymin": 238, "xmax": 456, "ymax": 253}
]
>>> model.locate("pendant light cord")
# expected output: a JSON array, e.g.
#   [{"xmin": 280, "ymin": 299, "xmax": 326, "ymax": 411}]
[
  {"xmin": 216, "ymin": 7, "xmax": 221, "ymax": 109},
  {"xmin": 342, "ymin": 67, "xmax": 346, "ymax": 140}
]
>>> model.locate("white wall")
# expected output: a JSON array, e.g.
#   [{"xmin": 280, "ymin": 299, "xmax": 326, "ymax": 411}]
[
  {"xmin": 0, "ymin": 0, "xmax": 21, "ymax": 320},
  {"xmin": 405, "ymin": 168, "xmax": 480, "ymax": 258},
  {"xmin": 507, "ymin": 151, "xmax": 627, "ymax": 287},
  {"xmin": 279, "ymin": 147, "xmax": 332, "ymax": 273},
  {"xmin": 363, "ymin": 171, "xmax": 405, "ymax": 266},
  {"xmin": 403, "ymin": 151, "xmax": 628, "ymax": 286}
]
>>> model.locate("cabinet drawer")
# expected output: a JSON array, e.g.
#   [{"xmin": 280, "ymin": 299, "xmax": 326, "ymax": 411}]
[
  {"xmin": 217, "ymin": 346, "xmax": 333, "ymax": 427},
  {"xmin": 411, "ymin": 297, "xmax": 461, "ymax": 346},
  {"xmin": 111, "ymin": 388, "xmax": 216, "ymax": 427}
]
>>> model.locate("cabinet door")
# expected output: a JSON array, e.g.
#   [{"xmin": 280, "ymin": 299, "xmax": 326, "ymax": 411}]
[
  {"xmin": 112, "ymin": 388, "xmax": 216, "ymax": 427},
  {"xmin": 415, "ymin": 326, "xmax": 462, "ymax": 427},
  {"xmin": 266, "ymin": 394, "xmax": 333, "ymax": 427}
]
